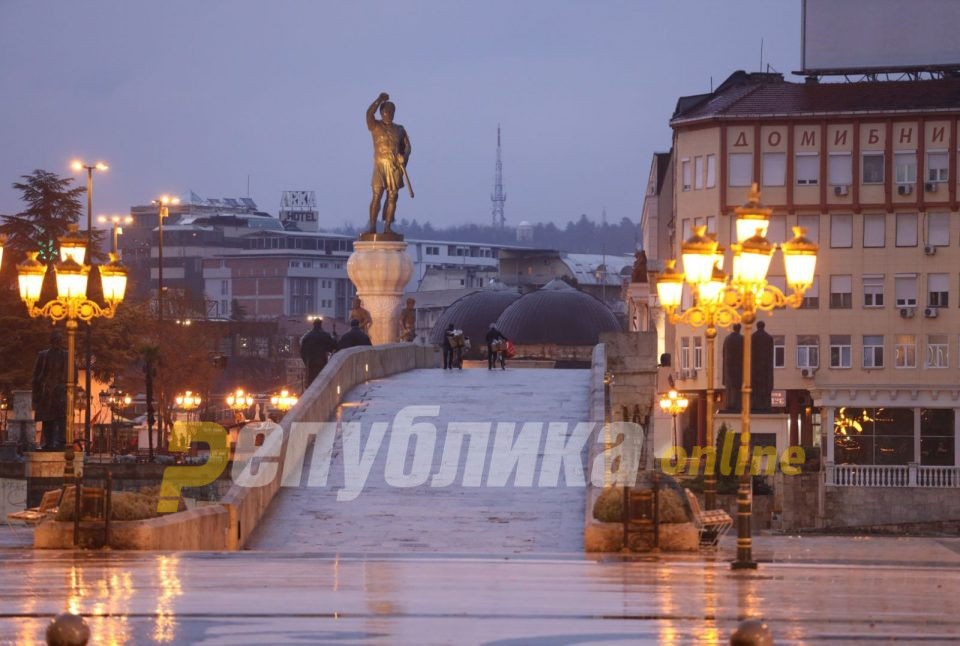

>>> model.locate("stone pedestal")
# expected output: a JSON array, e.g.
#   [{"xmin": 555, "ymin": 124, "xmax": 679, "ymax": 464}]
[
  {"xmin": 24, "ymin": 451, "xmax": 83, "ymax": 507},
  {"xmin": 346, "ymin": 240, "xmax": 413, "ymax": 345},
  {"xmin": 5, "ymin": 389, "xmax": 36, "ymax": 452}
]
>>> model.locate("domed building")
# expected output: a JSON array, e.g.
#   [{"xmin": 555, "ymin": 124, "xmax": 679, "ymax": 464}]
[
  {"xmin": 495, "ymin": 279, "xmax": 622, "ymax": 362},
  {"xmin": 429, "ymin": 288, "xmax": 522, "ymax": 358}
]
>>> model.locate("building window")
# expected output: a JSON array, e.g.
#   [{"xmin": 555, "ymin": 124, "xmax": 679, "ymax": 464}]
[
  {"xmin": 706, "ymin": 154, "xmax": 716, "ymax": 188},
  {"xmin": 693, "ymin": 337, "xmax": 703, "ymax": 369},
  {"xmin": 863, "ymin": 214, "xmax": 885, "ymax": 247},
  {"xmin": 862, "ymin": 335, "xmax": 884, "ymax": 368},
  {"xmin": 773, "ymin": 335, "xmax": 785, "ymax": 368},
  {"xmin": 829, "ymin": 335, "xmax": 852, "ymax": 369},
  {"xmin": 921, "ymin": 409, "xmax": 955, "ymax": 466},
  {"xmin": 220, "ymin": 279, "xmax": 228, "ymax": 295},
  {"xmin": 926, "ymin": 334, "xmax": 949, "ymax": 368},
  {"xmin": 767, "ymin": 215, "xmax": 786, "ymax": 244},
  {"xmin": 835, "ymin": 407, "xmax": 914, "ymax": 466},
  {"xmin": 425, "ymin": 246, "xmax": 439, "ymax": 255},
  {"xmin": 681, "ymin": 159, "xmax": 691, "ymax": 191},
  {"xmin": 829, "ymin": 275, "xmax": 852, "ymax": 309},
  {"xmin": 862, "ymin": 152, "xmax": 884, "ymax": 184},
  {"xmin": 797, "ymin": 214, "xmax": 819, "ymax": 243},
  {"xmin": 928, "ymin": 273, "xmax": 949, "ymax": 307},
  {"xmin": 288, "ymin": 277, "xmax": 316, "ymax": 315},
  {"xmin": 706, "ymin": 216, "xmax": 716, "ymax": 235},
  {"xmin": 800, "ymin": 276, "xmax": 819, "ymax": 309},
  {"xmin": 797, "ymin": 335, "xmax": 819, "ymax": 369},
  {"xmin": 928, "ymin": 151, "xmax": 949, "ymax": 182},
  {"xmin": 728, "ymin": 153, "xmax": 753, "ymax": 187},
  {"xmin": 863, "ymin": 275, "xmax": 884, "ymax": 307},
  {"xmin": 694, "ymin": 156, "xmax": 704, "ymax": 189},
  {"xmin": 828, "ymin": 152, "xmax": 852, "ymax": 186},
  {"xmin": 681, "ymin": 218, "xmax": 692, "ymax": 242},
  {"xmin": 928, "ymin": 212, "xmax": 949, "ymax": 247},
  {"xmin": 894, "ymin": 151, "xmax": 917, "ymax": 185},
  {"xmin": 896, "ymin": 213, "xmax": 918, "ymax": 247},
  {"xmin": 795, "ymin": 153, "xmax": 819, "ymax": 185},
  {"xmin": 895, "ymin": 334, "xmax": 917, "ymax": 368},
  {"xmin": 830, "ymin": 214, "xmax": 853, "ymax": 248},
  {"xmin": 762, "ymin": 152, "xmax": 785, "ymax": 186},
  {"xmin": 894, "ymin": 275, "xmax": 918, "ymax": 307},
  {"xmin": 680, "ymin": 337, "xmax": 690, "ymax": 370}
]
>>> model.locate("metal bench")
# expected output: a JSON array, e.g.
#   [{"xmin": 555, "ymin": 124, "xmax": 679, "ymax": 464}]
[
  {"xmin": 685, "ymin": 488, "xmax": 733, "ymax": 547},
  {"xmin": 6, "ymin": 485, "xmax": 75, "ymax": 526}
]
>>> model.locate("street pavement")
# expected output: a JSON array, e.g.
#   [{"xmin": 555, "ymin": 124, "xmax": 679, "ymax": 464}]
[
  {"xmin": 1, "ymin": 539, "xmax": 959, "ymax": 644},
  {"xmin": 2, "ymin": 368, "xmax": 960, "ymax": 643}
]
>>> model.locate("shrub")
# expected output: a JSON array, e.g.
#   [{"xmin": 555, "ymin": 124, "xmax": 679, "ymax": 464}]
[{"xmin": 55, "ymin": 487, "xmax": 185, "ymax": 522}]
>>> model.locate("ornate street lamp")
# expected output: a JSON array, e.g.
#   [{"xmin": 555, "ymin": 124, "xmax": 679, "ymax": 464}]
[
  {"xmin": 226, "ymin": 388, "xmax": 254, "ymax": 419},
  {"xmin": 175, "ymin": 390, "xmax": 202, "ymax": 410},
  {"xmin": 270, "ymin": 389, "xmax": 298, "ymax": 413},
  {"xmin": 99, "ymin": 386, "xmax": 132, "ymax": 455},
  {"xmin": 18, "ymin": 227, "xmax": 127, "ymax": 480},
  {"xmin": 656, "ymin": 183, "xmax": 818, "ymax": 569},
  {"xmin": 659, "ymin": 389, "xmax": 690, "ymax": 458}
]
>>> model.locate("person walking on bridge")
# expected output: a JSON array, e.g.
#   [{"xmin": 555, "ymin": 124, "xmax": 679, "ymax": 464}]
[
  {"xmin": 485, "ymin": 324, "xmax": 508, "ymax": 370},
  {"xmin": 300, "ymin": 319, "xmax": 337, "ymax": 386},
  {"xmin": 338, "ymin": 319, "xmax": 373, "ymax": 351}
]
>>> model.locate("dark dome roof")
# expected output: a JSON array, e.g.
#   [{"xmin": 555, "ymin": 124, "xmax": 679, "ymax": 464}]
[
  {"xmin": 429, "ymin": 289, "xmax": 522, "ymax": 346},
  {"xmin": 495, "ymin": 280, "xmax": 621, "ymax": 345}
]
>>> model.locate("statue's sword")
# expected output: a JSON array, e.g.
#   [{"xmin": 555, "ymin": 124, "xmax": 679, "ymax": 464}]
[{"xmin": 399, "ymin": 162, "xmax": 415, "ymax": 198}]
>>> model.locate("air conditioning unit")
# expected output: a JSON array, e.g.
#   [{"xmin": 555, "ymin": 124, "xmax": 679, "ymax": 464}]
[
  {"xmin": 899, "ymin": 307, "xmax": 916, "ymax": 318},
  {"xmin": 800, "ymin": 368, "xmax": 816, "ymax": 379},
  {"xmin": 897, "ymin": 184, "xmax": 913, "ymax": 196},
  {"xmin": 924, "ymin": 244, "xmax": 937, "ymax": 255},
  {"xmin": 925, "ymin": 182, "xmax": 938, "ymax": 193},
  {"xmin": 834, "ymin": 184, "xmax": 849, "ymax": 196},
  {"xmin": 924, "ymin": 307, "xmax": 939, "ymax": 318}
]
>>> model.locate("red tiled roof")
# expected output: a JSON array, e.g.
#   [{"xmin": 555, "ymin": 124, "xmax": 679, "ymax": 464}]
[{"xmin": 672, "ymin": 72, "xmax": 960, "ymax": 124}]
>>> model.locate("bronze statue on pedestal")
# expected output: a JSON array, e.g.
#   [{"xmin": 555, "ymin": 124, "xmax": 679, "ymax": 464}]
[
  {"xmin": 400, "ymin": 298, "xmax": 416, "ymax": 342},
  {"xmin": 350, "ymin": 296, "xmax": 373, "ymax": 335},
  {"xmin": 722, "ymin": 324, "xmax": 743, "ymax": 413},
  {"xmin": 32, "ymin": 330, "xmax": 67, "ymax": 451},
  {"xmin": 365, "ymin": 92, "xmax": 412, "ymax": 240}
]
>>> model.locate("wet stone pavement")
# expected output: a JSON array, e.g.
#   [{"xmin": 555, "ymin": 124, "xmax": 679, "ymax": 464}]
[{"xmin": 2, "ymin": 367, "xmax": 960, "ymax": 643}]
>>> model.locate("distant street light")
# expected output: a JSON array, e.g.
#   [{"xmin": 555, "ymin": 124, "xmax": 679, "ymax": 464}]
[
  {"xmin": 270, "ymin": 389, "xmax": 298, "ymax": 412},
  {"xmin": 98, "ymin": 214, "xmax": 133, "ymax": 256},
  {"xmin": 151, "ymin": 195, "xmax": 180, "ymax": 322},
  {"xmin": 71, "ymin": 160, "xmax": 109, "ymax": 447}
]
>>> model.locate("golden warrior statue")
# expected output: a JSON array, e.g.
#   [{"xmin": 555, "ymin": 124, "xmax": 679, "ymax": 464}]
[{"xmin": 367, "ymin": 92, "xmax": 412, "ymax": 236}]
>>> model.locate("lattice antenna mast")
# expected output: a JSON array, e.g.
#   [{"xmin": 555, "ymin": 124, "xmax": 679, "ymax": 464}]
[{"xmin": 491, "ymin": 124, "xmax": 506, "ymax": 227}]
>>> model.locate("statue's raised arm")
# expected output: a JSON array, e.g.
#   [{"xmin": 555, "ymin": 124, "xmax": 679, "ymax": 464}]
[{"xmin": 367, "ymin": 92, "xmax": 389, "ymax": 130}]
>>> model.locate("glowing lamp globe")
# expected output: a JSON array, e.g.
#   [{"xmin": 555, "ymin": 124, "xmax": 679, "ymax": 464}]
[
  {"xmin": 656, "ymin": 259, "xmax": 685, "ymax": 310},
  {"xmin": 733, "ymin": 234, "xmax": 773, "ymax": 287},
  {"xmin": 99, "ymin": 254, "xmax": 128, "ymax": 303},
  {"xmin": 58, "ymin": 225, "xmax": 87, "ymax": 266},
  {"xmin": 681, "ymin": 226, "xmax": 719, "ymax": 286},
  {"xmin": 55, "ymin": 257, "xmax": 89, "ymax": 300},
  {"xmin": 781, "ymin": 226, "xmax": 819, "ymax": 293},
  {"xmin": 734, "ymin": 183, "xmax": 772, "ymax": 243},
  {"xmin": 17, "ymin": 252, "xmax": 46, "ymax": 304}
]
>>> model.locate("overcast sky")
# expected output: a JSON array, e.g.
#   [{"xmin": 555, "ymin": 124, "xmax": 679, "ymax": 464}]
[{"xmin": 0, "ymin": 1, "xmax": 800, "ymax": 230}]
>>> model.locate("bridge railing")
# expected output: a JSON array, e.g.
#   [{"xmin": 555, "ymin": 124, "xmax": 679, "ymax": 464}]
[{"xmin": 222, "ymin": 342, "xmax": 440, "ymax": 548}]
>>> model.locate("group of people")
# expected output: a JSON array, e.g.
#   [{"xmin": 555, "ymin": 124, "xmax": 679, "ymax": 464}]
[
  {"xmin": 300, "ymin": 318, "xmax": 372, "ymax": 386},
  {"xmin": 441, "ymin": 323, "xmax": 511, "ymax": 371}
]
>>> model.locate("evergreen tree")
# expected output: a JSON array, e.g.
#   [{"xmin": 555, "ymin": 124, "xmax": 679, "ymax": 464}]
[{"xmin": 0, "ymin": 170, "xmax": 85, "ymax": 263}]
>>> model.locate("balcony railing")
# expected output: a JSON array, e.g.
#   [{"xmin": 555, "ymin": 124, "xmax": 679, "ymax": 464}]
[{"xmin": 828, "ymin": 463, "xmax": 960, "ymax": 488}]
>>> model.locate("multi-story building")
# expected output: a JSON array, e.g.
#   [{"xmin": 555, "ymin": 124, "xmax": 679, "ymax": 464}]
[{"xmin": 648, "ymin": 70, "xmax": 960, "ymax": 488}]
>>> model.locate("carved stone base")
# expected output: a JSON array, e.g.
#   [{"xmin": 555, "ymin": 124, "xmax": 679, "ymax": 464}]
[
  {"xmin": 358, "ymin": 231, "xmax": 404, "ymax": 242},
  {"xmin": 346, "ymin": 240, "xmax": 413, "ymax": 345}
]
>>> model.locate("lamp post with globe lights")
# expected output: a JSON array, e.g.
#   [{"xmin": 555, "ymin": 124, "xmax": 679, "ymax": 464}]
[
  {"xmin": 656, "ymin": 183, "xmax": 818, "ymax": 569},
  {"xmin": 226, "ymin": 388, "xmax": 254, "ymax": 423},
  {"xmin": 659, "ymin": 389, "xmax": 690, "ymax": 458},
  {"xmin": 17, "ymin": 227, "xmax": 127, "ymax": 480}
]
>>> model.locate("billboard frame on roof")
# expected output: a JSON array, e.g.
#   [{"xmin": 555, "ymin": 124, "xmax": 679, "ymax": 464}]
[{"xmin": 800, "ymin": 0, "xmax": 960, "ymax": 76}]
